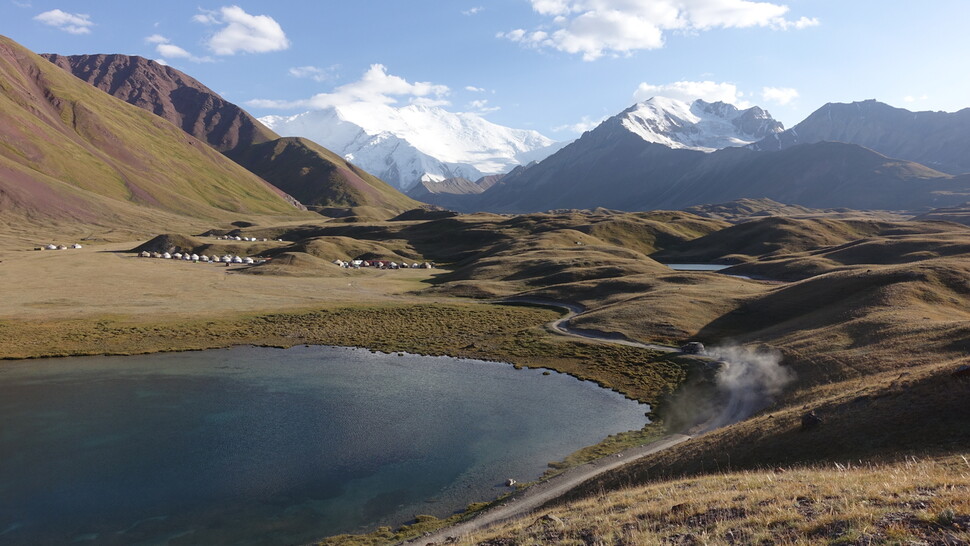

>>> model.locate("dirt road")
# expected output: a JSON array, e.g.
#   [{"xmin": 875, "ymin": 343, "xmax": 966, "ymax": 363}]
[
  {"xmin": 410, "ymin": 434, "xmax": 691, "ymax": 545},
  {"xmin": 499, "ymin": 296, "xmax": 679, "ymax": 352}
]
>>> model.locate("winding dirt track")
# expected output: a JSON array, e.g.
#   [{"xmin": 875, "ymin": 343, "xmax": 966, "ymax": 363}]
[
  {"xmin": 410, "ymin": 434, "xmax": 691, "ymax": 545},
  {"xmin": 406, "ymin": 298, "xmax": 691, "ymax": 545}
]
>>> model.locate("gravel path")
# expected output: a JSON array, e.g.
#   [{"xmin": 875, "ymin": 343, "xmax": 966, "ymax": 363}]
[{"xmin": 409, "ymin": 434, "xmax": 691, "ymax": 545}]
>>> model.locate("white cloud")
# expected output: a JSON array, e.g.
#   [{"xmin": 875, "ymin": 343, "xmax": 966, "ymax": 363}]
[
  {"xmin": 634, "ymin": 80, "xmax": 750, "ymax": 107},
  {"xmin": 145, "ymin": 34, "xmax": 214, "ymax": 63},
  {"xmin": 554, "ymin": 115, "xmax": 607, "ymax": 134},
  {"xmin": 462, "ymin": 6, "xmax": 484, "ymax": 15},
  {"xmin": 34, "ymin": 9, "xmax": 93, "ymax": 34},
  {"xmin": 502, "ymin": 0, "xmax": 818, "ymax": 60},
  {"xmin": 467, "ymin": 99, "xmax": 500, "ymax": 115},
  {"xmin": 903, "ymin": 94, "xmax": 929, "ymax": 104},
  {"xmin": 761, "ymin": 86, "xmax": 799, "ymax": 105},
  {"xmin": 248, "ymin": 64, "xmax": 450, "ymax": 110},
  {"xmin": 12, "ymin": 0, "xmax": 33, "ymax": 8},
  {"xmin": 465, "ymin": 86, "xmax": 486, "ymax": 92},
  {"xmin": 289, "ymin": 65, "xmax": 336, "ymax": 82},
  {"xmin": 154, "ymin": 58, "xmax": 169, "ymax": 66},
  {"xmin": 196, "ymin": 5, "xmax": 290, "ymax": 55}
]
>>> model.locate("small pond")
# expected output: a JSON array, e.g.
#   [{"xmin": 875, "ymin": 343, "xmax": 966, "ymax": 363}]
[
  {"xmin": 0, "ymin": 345, "xmax": 648, "ymax": 545},
  {"xmin": 662, "ymin": 263, "xmax": 731, "ymax": 271}
]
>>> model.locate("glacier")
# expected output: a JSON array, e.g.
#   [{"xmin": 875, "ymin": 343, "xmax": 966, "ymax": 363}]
[{"xmin": 260, "ymin": 103, "xmax": 565, "ymax": 190}]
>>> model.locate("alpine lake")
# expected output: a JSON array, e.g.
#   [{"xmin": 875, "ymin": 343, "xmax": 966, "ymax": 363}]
[{"xmin": 0, "ymin": 345, "xmax": 648, "ymax": 545}]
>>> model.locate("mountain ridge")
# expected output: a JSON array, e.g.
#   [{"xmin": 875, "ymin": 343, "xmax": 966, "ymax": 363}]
[
  {"xmin": 750, "ymin": 99, "xmax": 970, "ymax": 174},
  {"xmin": 0, "ymin": 34, "xmax": 308, "ymax": 235},
  {"xmin": 260, "ymin": 103, "xmax": 563, "ymax": 190},
  {"xmin": 43, "ymin": 52, "xmax": 420, "ymax": 214},
  {"xmin": 619, "ymin": 97, "xmax": 784, "ymax": 151}
]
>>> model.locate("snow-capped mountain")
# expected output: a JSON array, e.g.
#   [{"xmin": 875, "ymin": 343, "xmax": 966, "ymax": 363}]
[
  {"xmin": 618, "ymin": 97, "xmax": 784, "ymax": 151},
  {"xmin": 260, "ymin": 103, "xmax": 564, "ymax": 190}
]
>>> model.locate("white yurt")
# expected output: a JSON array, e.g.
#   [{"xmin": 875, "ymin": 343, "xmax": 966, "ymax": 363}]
[
  {"xmin": 232, "ymin": 256, "xmax": 243, "ymax": 264},
  {"xmin": 173, "ymin": 252, "xmax": 183, "ymax": 259},
  {"xmin": 191, "ymin": 254, "xmax": 200, "ymax": 261},
  {"xmin": 45, "ymin": 243, "xmax": 57, "ymax": 250},
  {"xmin": 244, "ymin": 257, "xmax": 255, "ymax": 264},
  {"xmin": 152, "ymin": 252, "xmax": 162, "ymax": 258},
  {"xmin": 71, "ymin": 243, "xmax": 82, "ymax": 249},
  {"xmin": 139, "ymin": 251, "xmax": 151, "ymax": 258},
  {"xmin": 163, "ymin": 252, "xmax": 172, "ymax": 259},
  {"xmin": 57, "ymin": 245, "xmax": 68, "ymax": 250},
  {"xmin": 222, "ymin": 255, "xmax": 233, "ymax": 263}
]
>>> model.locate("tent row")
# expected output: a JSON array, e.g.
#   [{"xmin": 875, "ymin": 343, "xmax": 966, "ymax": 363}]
[
  {"xmin": 38, "ymin": 243, "xmax": 82, "ymax": 250},
  {"xmin": 214, "ymin": 235, "xmax": 284, "ymax": 242},
  {"xmin": 138, "ymin": 251, "xmax": 265, "ymax": 264},
  {"xmin": 333, "ymin": 259, "xmax": 434, "ymax": 270}
]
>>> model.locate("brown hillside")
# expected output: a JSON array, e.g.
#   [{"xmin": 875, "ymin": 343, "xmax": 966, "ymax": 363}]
[
  {"xmin": 42, "ymin": 51, "xmax": 420, "ymax": 213},
  {"xmin": 0, "ymin": 35, "xmax": 307, "ymax": 240},
  {"xmin": 42, "ymin": 52, "xmax": 278, "ymax": 156}
]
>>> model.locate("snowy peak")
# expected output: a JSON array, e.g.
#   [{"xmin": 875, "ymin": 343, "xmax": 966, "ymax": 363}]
[
  {"xmin": 260, "ymin": 103, "xmax": 561, "ymax": 190},
  {"xmin": 618, "ymin": 97, "xmax": 784, "ymax": 152}
]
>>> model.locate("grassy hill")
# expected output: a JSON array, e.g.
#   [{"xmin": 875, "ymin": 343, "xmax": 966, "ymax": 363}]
[
  {"xmin": 0, "ymin": 35, "xmax": 310, "ymax": 240},
  {"xmin": 43, "ymin": 51, "xmax": 421, "ymax": 215},
  {"xmin": 231, "ymin": 137, "xmax": 420, "ymax": 213}
]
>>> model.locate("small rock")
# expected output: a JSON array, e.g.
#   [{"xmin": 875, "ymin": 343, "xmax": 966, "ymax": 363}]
[{"xmin": 505, "ymin": 478, "xmax": 517, "ymax": 487}]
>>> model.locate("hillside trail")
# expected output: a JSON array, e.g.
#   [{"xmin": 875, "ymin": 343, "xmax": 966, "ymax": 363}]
[
  {"xmin": 404, "ymin": 298, "xmax": 691, "ymax": 545},
  {"xmin": 409, "ymin": 434, "xmax": 691, "ymax": 545},
  {"xmin": 498, "ymin": 296, "xmax": 679, "ymax": 353}
]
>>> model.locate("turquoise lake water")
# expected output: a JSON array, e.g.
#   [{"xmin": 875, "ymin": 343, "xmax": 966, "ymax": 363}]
[{"xmin": 0, "ymin": 345, "xmax": 648, "ymax": 545}]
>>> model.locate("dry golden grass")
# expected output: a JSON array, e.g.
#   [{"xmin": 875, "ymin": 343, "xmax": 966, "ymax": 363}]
[{"xmin": 463, "ymin": 456, "xmax": 970, "ymax": 546}]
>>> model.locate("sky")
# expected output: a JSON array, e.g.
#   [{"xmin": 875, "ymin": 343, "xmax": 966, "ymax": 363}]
[{"xmin": 4, "ymin": 0, "xmax": 970, "ymax": 138}]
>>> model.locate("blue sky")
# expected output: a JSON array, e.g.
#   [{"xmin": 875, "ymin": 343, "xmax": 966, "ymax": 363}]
[{"xmin": 4, "ymin": 1, "xmax": 970, "ymax": 137}]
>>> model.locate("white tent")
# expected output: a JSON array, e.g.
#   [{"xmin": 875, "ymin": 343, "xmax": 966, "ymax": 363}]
[
  {"xmin": 162, "ymin": 252, "xmax": 172, "ymax": 259},
  {"xmin": 244, "ymin": 257, "xmax": 255, "ymax": 264},
  {"xmin": 71, "ymin": 243, "xmax": 82, "ymax": 249},
  {"xmin": 173, "ymin": 252, "xmax": 183, "ymax": 259},
  {"xmin": 232, "ymin": 256, "xmax": 243, "ymax": 263}
]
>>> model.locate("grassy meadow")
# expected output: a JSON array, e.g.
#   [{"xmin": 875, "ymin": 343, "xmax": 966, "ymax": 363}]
[{"xmin": 2, "ymin": 204, "xmax": 968, "ymax": 544}]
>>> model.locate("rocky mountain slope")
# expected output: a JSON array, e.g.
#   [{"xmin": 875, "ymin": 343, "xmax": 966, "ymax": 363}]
[
  {"xmin": 43, "ymin": 53, "xmax": 418, "ymax": 213},
  {"xmin": 750, "ymin": 99, "xmax": 970, "ymax": 174},
  {"xmin": 260, "ymin": 103, "xmax": 563, "ymax": 190},
  {"xmin": 473, "ymin": 116, "xmax": 970, "ymax": 213},
  {"xmin": 0, "ymin": 35, "xmax": 306, "ymax": 235}
]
